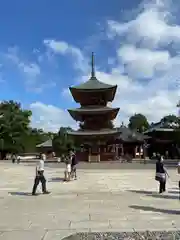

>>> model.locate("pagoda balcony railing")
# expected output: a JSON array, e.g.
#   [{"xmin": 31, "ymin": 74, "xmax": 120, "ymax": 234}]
[{"xmin": 79, "ymin": 121, "xmax": 114, "ymax": 130}]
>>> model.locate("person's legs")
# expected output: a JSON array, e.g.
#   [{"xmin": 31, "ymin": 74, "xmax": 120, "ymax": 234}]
[
  {"xmin": 163, "ymin": 181, "xmax": 166, "ymax": 192},
  {"xmin": 64, "ymin": 170, "xmax": 67, "ymax": 181},
  {"xmin": 71, "ymin": 165, "xmax": 77, "ymax": 180},
  {"xmin": 32, "ymin": 176, "xmax": 40, "ymax": 195},
  {"xmin": 74, "ymin": 165, "xmax": 77, "ymax": 179},
  {"xmin": 70, "ymin": 166, "xmax": 74, "ymax": 179},
  {"xmin": 67, "ymin": 171, "xmax": 71, "ymax": 181},
  {"xmin": 40, "ymin": 175, "xmax": 47, "ymax": 193},
  {"xmin": 40, "ymin": 174, "xmax": 50, "ymax": 194},
  {"xmin": 159, "ymin": 181, "xmax": 163, "ymax": 193}
]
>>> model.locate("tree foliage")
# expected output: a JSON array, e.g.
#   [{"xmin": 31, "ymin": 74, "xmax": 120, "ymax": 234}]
[
  {"xmin": 128, "ymin": 113, "xmax": 149, "ymax": 132},
  {"xmin": 23, "ymin": 128, "xmax": 54, "ymax": 153},
  {"xmin": 1, "ymin": 99, "xmax": 180, "ymax": 157},
  {"xmin": 52, "ymin": 127, "xmax": 75, "ymax": 156},
  {"xmin": 0, "ymin": 101, "xmax": 54, "ymax": 156},
  {"xmin": 160, "ymin": 115, "xmax": 179, "ymax": 124},
  {"xmin": 0, "ymin": 101, "xmax": 32, "ymax": 153}
]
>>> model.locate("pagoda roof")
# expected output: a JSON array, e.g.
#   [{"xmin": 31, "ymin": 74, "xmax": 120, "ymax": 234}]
[
  {"xmin": 67, "ymin": 128, "xmax": 120, "ymax": 137},
  {"xmin": 69, "ymin": 53, "xmax": 117, "ymax": 103},
  {"xmin": 70, "ymin": 77, "xmax": 117, "ymax": 91},
  {"xmin": 68, "ymin": 106, "xmax": 119, "ymax": 121}
]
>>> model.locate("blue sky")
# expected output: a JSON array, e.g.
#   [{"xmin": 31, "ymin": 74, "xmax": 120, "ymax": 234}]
[{"xmin": 0, "ymin": 0, "xmax": 180, "ymax": 132}]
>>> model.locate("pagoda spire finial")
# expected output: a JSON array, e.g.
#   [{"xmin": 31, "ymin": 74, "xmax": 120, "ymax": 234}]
[{"xmin": 91, "ymin": 52, "xmax": 95, "ymax": 78}]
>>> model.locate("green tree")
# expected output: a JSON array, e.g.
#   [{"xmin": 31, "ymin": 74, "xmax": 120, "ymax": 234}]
[
  {"xmin": 52, "ymin": 127, "xmax": 74, "ymax": 156},
  {"xmin": 0, "ymin": 100, "xmax": 32, "ymax": 154},
  {"xmin": 160, "ymin": 115, "xmax": 179, "ymax": 124},
  {"xmin": 128, "ymin": 113, "xmax": 149, "ymax": 132},
  {"xmin": 23, "ymin": 128, "xmax": 54, "ymax": 153}
]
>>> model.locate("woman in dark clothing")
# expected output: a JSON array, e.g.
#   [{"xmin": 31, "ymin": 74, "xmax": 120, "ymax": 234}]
[
  {"xmin": 155, "ymin": 155, "xmax": 169, "ymax": 193},
  {"xmin": 70, "ymin": 150, "xmax": 78, "ymax": 180}
]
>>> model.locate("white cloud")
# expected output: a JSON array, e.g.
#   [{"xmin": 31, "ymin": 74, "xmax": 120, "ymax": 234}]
[
  {"xmin": 63, "ymin": 0, "xmax": 180, "ymax": 126},
  {"xmin": 3, "ymin": 46, "xmax": 57, "ymax": 93},
  {"xmin": 5, "ymin": 47, "xmax": 40, "ymax": 79},
  {"xmin": 107, "ymin": 0, "xmax": 180, "ymax": 48},
  {"xmin": 3, "ymin": 0, "xmax": 180, "ymax": 130},
  {"xmin": 85, "ymin": 69, "xmax": 179, "ymax": 125},
  {"xmin": 43, "ymin": 39, "xmax": 88, "ymax": 72},
  {"xmin": 30, "ymin": 102, "xmax": 78, "ymax": 132},
  {"xmin": 117, "ymin": 45, "xmax": 170, "ymax": 78},
  {"xmin": 19, "ymin": 62, "xmax": 40, "ymax": 77}
]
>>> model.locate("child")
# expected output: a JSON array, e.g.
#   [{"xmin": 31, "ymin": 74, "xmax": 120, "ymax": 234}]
[{"xmin": 64, "ymin": 156, "xmax": 72, "ymax": 181}]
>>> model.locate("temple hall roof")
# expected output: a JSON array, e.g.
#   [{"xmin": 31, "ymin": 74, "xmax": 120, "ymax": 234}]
[
  {"xmin": 144, "ymin": 121, "xmax": 179, "ymax": 134},
  {"xmin": 117, "ymin": 126, "xmax": 150, "ymax": 142},
  {"xmin": 36, "ymin": 139, "xmax": 52, "ymax": 148}
]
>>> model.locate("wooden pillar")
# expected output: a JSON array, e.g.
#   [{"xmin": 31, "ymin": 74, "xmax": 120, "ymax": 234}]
[
  {"xmin": 134, "ymin": 146, "xmax": 137, "ymax": 158},
  {"xmin": 121, "ymin": 144, "xmax": 124, "ymax": 156},
  {"xmin": 88, "ymin": 147, "xmax": 91, "ymax": 162},
  {"xmin": 98, "ymin": 147, "xmax": 100, "ymax": 162},
  {"xmin": 140, "ymin": 145, "xmax": 143, "ymax": 159}
]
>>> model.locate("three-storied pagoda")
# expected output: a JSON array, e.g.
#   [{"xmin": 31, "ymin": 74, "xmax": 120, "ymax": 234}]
[{"xmin": 67, "ymin": 53, "xmax": 120, "ymax": 162}]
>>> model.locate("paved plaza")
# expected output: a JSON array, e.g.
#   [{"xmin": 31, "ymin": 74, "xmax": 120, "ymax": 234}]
[{"xmin": 0, "ymin": 162, "xmax": 180, "ymax": 239}]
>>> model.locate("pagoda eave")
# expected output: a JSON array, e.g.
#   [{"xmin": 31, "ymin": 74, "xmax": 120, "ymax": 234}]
[
  {"xmin": 67, "ymin": 107, "xmax": 120, "ymax": 122},
  {"xmin": 67, "ymin": 129, "xmax": 120, "ymax": 137},
  {"xmin": 69, "ymin": 85, "xmax": 117, "ymax": 104}
]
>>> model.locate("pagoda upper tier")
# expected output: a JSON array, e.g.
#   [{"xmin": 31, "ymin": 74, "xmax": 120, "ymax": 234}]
[
  {"xmin": 68, "ymin": 106, "xmax": 119, "ymax": 122},
  {"xmin": 69, "ymin": 54, "xmax": 117, "ymax": 105}
]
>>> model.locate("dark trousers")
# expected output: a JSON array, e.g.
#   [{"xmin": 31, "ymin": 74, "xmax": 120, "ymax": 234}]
[
  {"xmin": 32, "ymin": 171, "xmax": 47, "ymax": 194},
  {"xmin": 71, "ymin": 165, "xmax": 77, "ymax": 178},
  {"xmin": 159, "ymin": 181, "xmax": 166, "ymax": 193}
]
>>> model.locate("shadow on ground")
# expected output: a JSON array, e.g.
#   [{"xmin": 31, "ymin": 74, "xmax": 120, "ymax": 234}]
[
  {"xmin": 130, "ymin": 205, "xmax": 180, "ymax": 215},
  {"xmin": 128, "ymin": 189, "xmax": 180, "ymax": 200},
  {"xmin": 48, "ymin": 177, "xmax": 65, "ymax": 182},
  {"xmin": 61, "ymin": 231, "xmax": 180, "ymax": 240},
  {"xmin": 168, "ymin": 190, "xmax": 180, "ymax": 194},
  {"xmin": 128, "ymin": 190, "xmax": 155, "ymax": 195},
  {"xmin": 150, "ymin": 194, "xmax": 179, "ymax": 200},
  {"xmin": 8, "ymin": 191, "xmax": 36, "ymax": 196}
]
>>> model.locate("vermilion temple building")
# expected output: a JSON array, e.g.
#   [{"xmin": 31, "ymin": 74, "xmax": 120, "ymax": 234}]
[{"xmin": 67, "ymin": 53, "xmax": 147, "ymax": 161}]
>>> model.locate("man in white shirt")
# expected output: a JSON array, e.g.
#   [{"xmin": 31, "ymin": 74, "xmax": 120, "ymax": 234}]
[{"xmin": 32, "ymin": 153, "xmax": 50, "ymax": 196}]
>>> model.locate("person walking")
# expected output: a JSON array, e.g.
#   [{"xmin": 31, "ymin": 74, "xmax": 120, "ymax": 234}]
[
  {"xmin": 12, "ymin": 153, "xmax": 16, "ymax": 163},
  {"xmin": 155, "ymin": 154, "xmax": 169, "ymax": 193},
  {"xmin": 17, "ymin": 155, "xmax": 20, "ymax": 164},
  {"xmin": 71, "ymin": 150, "xmax": 78, "ymax": 180},
  {"xmin": 32, "ymin": 153, "xmax": 50, "ymax": 196},
  {"xmin": 64, "ymin": 153, "xmax": 72, "ymax": 182}
]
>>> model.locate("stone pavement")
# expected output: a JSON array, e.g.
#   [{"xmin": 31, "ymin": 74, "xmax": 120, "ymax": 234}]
[{"xmin": 0, "ymin": 162, "xmax": 179, "ymax": 239}]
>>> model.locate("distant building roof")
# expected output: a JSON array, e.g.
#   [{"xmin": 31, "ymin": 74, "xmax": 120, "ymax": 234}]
[
  {"xmin": 36, "ymin": 139, "xmax": 52, "ymax": 148},
  {"xmin": 144, "ymin": 121, "xmax": 179, "ymax": 134},
  {"xmin": 117, "ymin": 126, "xmax": 150, "ymax": 142}
]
